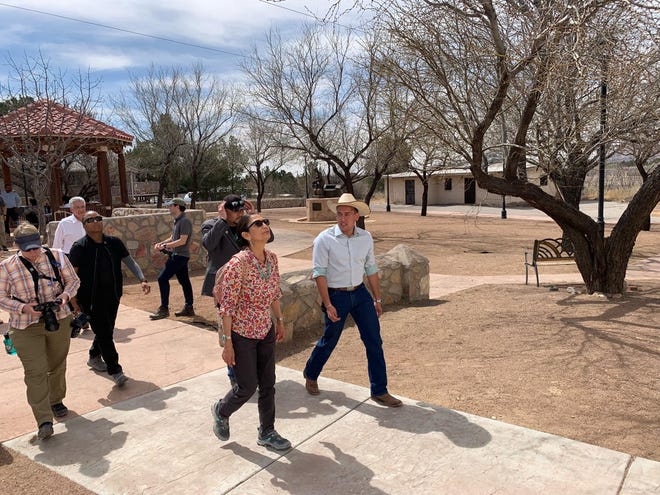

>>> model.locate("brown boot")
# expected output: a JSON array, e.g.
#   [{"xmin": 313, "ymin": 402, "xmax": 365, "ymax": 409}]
[
  {"xmin": 371, "ymin": 393, "xmax": 403, "ymax": 408},
  {"xmin": 303, "ymin": 371, "xmax": 320, "ymax": 395}
]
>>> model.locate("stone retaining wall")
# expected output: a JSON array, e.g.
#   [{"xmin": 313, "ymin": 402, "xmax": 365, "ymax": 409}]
[
  {"xmin": 180, "ymin": 197, "xmax": 306, "ymax": 214},
  {"xmin": 46, "ymin": 208, "xmax": 208, "ymax": 277},
  {"xmin": 278, "ymin": 244, "xmax": 429, "ymax": 341}
]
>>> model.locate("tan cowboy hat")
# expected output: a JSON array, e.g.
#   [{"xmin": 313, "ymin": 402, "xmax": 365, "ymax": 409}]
[{"xmin": 328, "ymin": 193, "xmax": 371, "ymax": 217}]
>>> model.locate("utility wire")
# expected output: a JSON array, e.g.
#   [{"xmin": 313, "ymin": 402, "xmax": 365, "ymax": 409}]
[{"xmin": 0, "ymin": 2, "xmax": 246, "ymax": 58}]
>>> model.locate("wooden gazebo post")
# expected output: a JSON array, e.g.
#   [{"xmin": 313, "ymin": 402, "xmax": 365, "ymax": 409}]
[
  {"xmin": 117, "ymin": 150, "xmax": 129, "ymax": 205},
  {"xmin": 96, "ymin": 149, "xmax": 112, "ymax": 209},
  {"xmin": 49, "ymin": 158, "xmax": 63, "ymax": 211}
]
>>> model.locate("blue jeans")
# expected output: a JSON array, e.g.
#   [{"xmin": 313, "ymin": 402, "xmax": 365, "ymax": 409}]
[
  {"xmin": 157, "ymin": 255, "xmax": 194, "ymax": 308},
  {"xmin": 304, "ymin": 284, "xmax": 388, "ymax": 396}
]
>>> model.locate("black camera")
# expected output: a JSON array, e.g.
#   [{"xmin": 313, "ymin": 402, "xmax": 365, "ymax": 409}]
[
  {"xmin": 160, "ymin": 248, "xmax": 175, "ymax": 258},
  {"xmin": 71, "ymin": 312, "xmax": 91, "ymax": 338},
  {"xmin": 34, "ymin": 299, "xmax": 62, "ymax": 332}
]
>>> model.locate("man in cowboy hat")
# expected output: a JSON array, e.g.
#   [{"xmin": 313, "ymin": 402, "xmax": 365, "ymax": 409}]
[{"xmin": 303, "ymin": 193, "xmax": 402, "ymax": 407}]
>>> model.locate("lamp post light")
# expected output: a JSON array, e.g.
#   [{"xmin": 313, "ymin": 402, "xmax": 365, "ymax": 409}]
[
  {"xmin": 304, "ymin": 158, "xmax": 309, "ymax": 199},
  {"xmin": 501, "ymin": 194, "xmax": 507, "ymax": 219},
  {"xmin": 386, "ymin": 174, "xmax": 391, "ymax": 212},
  {"xmin": 597, "ymin": 75, "xmax": 607, "ymax": 238}
]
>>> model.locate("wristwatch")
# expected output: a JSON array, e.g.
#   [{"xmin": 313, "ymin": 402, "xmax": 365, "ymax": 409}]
[{"xmin": 220, "ymin": 334, "xmax": 229, "ymax": 345}]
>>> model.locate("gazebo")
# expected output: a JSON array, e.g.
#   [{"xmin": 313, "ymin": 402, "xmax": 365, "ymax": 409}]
[{"xmin": 0, "ymin": 99, "xmax": 134, "ymax": 214}]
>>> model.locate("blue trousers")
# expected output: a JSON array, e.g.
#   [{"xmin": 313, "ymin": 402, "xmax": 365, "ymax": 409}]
[
  {"xmin": 304, "ymin": 284, "xmax": 388, "ymax": 396},
  {"xmin": 157, "ymin": 255, "xmax": 194, "ymax": 309}
]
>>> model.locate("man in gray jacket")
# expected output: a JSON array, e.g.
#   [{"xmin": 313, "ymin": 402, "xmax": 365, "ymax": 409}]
[{"xmin": 200, "ymin": 194, "xmax": 250, "ymax": 297}]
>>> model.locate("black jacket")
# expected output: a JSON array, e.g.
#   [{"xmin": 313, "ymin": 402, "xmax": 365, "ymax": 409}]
[{"xmin": 69, "ymin": 235, "xmax": 129, "ymax": 309}]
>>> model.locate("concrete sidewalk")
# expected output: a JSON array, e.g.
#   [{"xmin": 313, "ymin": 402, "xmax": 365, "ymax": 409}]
[
  {"xmin": 1, "ymin": 219, "xmax": 659, "ymax": 494},
  {"xmin": 2, "ymin": 304, "xmax": 659, "ymax": 494}
]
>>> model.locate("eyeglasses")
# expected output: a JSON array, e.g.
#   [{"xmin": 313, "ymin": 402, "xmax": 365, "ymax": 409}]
[
  {"xmin": 22, "ymin": 246, "xmax": 41, "ymax": 252},
  {"xmin": 247, "ymin": 218, "xmax": 270, "ymax": 229},
  {"xmin": 225, "ymin": 200, "xmax": 246, "ymax": 212},
  {"xmin": 84, "ymin": 216, "xmax": 103, "ymax": 224}
]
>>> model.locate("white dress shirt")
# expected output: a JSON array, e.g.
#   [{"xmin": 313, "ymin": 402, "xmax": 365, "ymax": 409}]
[{"xmin": 52, "ymin": 214, "xmax": 86, "ymax": 254}]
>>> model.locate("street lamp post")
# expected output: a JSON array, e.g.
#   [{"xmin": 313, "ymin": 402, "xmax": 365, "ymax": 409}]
[
  {"xmin": 597, "ymin": 47, "xmax": 608, "ymax": 238},
  {"xmin": 304, "ymin": 158, "xmax": 309, "ymax": 199},
  {"xmin": 386, "ymin": 175, "xmax": 391, "ymax": 212},
  {"xmin": 597, "ymin": 82, "xmax": 607, "ymax": 238}
]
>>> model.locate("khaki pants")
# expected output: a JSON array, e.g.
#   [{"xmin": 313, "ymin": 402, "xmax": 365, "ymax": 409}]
[{"xmin": 10, "ymin": 315, "xmax": 72, "ymax": 427}]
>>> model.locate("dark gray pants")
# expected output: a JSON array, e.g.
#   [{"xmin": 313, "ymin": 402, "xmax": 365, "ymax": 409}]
[{"xmin": 218, "ymin": 327, "xmax": 276, "ymax": 433}]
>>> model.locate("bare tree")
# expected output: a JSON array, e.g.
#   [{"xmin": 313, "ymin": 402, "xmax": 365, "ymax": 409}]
[
  {"xmin": 114, "ymin": 64, "xmax": 237, "ymax": 207},
  {"xmin": 172, "ymin": 63, "xmax": 238, "ymax": 208},
  {"xmin": 241, "ymin": 24, "xmax": 396, "ymax": 198},
  {"xmin": 114, "ymin": 66, "xmax": 188, "ymax": 206},
  {"xmin": 237, "ymin": 116, "xmax": 291, "ymax": 211},
  {"xmin": 407, "ymin": 134, "xmax": 453, "ymax": 217},
  {"xmin": 374, "ymin": 0, "xmax": 659, "ymax": 295},
  {"xmin": 0, "ymin": 52, "xmax": 103, "ymax": 232}
]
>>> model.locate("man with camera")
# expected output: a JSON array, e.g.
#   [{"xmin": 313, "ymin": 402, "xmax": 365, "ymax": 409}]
[
  {"xmin": 69, "ymin": 211, "xmax": 151, "ymax": 387},
  {"xmin": 150, "ymin": 197, "xmax": 194, "ymax": 320},
  {"xmin": 0, "ymin": 222, "xmax": 80, "ymax": 440}
]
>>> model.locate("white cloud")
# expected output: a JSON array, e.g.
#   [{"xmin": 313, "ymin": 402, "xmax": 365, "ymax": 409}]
[{"xmin": 0, "ymin": 0, "xmax": 365, "ymax": 100}]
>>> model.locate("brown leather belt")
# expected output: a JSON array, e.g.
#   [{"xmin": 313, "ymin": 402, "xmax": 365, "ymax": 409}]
[{"xmin": 329, "ymin": 283, "xmax": 364, "ymax": 292}]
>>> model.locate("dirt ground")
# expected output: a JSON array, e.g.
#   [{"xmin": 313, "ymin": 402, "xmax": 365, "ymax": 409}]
[{"xmin": 1, "ymin": 207, "xmax": 659, "ymax": 493}]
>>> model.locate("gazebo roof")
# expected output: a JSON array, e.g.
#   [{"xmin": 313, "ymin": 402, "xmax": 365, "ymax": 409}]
[{"xmin": 0, "ymin": 99, "xmax": 133, "ymax": 150}]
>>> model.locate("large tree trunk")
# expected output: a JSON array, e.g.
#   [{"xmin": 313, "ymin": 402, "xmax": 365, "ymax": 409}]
[
  {"xmin": 421, "ymin": 181, "xmax": 429, "ymax": 217},
  {"xmin": 472, "ymin": 160, "xmax": 660, "ymax": 295}
]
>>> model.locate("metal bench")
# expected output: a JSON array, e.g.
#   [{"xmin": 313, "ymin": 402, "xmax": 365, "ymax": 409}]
[{"xmin": 524, "ymin": 238, "xmax": 576, "ymax": 287}]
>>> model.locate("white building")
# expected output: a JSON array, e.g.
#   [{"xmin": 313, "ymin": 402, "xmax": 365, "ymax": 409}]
[{"xmin": 385, "ymin": 163, "xmax": 556, "ymax": 207}]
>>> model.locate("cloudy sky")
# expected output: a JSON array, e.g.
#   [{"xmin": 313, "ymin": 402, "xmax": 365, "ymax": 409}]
[{"xmin": 0, "ymin": 1, "xmax": 365, "ymax": 106}]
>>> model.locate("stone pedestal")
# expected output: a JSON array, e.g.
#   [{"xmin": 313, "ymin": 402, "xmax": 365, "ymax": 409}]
[{"xmin": 306, "ymin": 198, "xmax": 337, "ymax": 222}]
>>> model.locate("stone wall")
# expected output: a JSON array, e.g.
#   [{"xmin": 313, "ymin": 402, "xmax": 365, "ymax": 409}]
[
  {"xmin": 46, "ymin": 208, "xmax": 208, "ymax": 278},
  {"xmin": 181, "ymin": 197, "xmax": 306, "ymax": 214},
  {"xmin": 278, "ymin": 244, "xmax": 429, "ymax": 342}
]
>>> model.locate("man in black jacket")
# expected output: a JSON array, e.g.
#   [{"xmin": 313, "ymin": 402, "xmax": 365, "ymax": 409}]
[
  {"xmin": 69, "ymin": 211, "xmax": 151, "ymax": 387},
  {"xmin": 200, "ymin": 194, "xmax": 251, "ymax": 297}
]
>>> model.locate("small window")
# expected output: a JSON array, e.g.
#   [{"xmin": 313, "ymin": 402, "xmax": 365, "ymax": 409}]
[
  {"xmin": 540, "ymin": 175, "xmax": 548, "ymax": 186},
  {"xmin": 444, "ymin": 178, "xmax": 453, "ymax": 190}
]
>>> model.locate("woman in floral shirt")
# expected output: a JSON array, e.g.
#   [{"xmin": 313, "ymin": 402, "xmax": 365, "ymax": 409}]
[{"xmin": 211, "ymin": 213, "xmax": 290, "ymax": 451}]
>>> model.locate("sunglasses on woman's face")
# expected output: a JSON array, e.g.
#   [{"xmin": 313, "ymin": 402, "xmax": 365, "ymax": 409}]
[
  {"xmin": 247, "ymin": 218, "xmax": 270, "ymax": 229},
  {"xmin": 84, "ymin": 216, "xmax": 103, "ymax": 224}
]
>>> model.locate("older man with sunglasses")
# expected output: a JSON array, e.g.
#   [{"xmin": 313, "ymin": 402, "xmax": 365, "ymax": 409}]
[
  {"xmin": 69, "ymin": 211, "xmax": 151, "ymax": 387},
  {"xmin": 0, "ymin": 222, "xmax": 80, "ymax": 440}
]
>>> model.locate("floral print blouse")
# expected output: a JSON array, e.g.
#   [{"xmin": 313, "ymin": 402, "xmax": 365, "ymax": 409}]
[{"xmin": 216, "ymin": 248, "xmax": 281, "ymax": 340}]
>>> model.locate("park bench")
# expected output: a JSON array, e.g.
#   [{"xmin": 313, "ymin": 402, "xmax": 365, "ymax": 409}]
[{"xmin": 524, "ymin": 238, "xmax": 576, "ymax": 287}]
